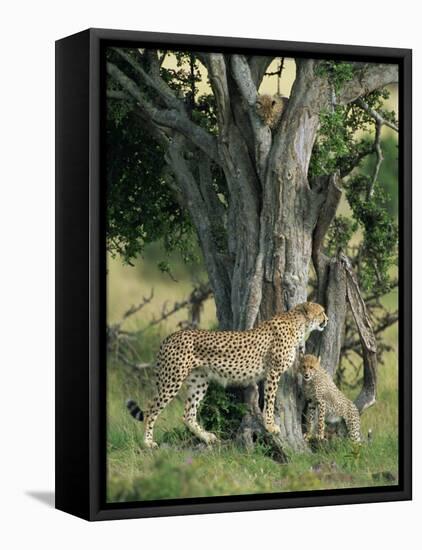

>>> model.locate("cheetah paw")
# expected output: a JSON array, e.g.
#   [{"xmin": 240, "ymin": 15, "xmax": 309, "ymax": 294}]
[
  {"xmin": 265, "ymin": 423, "xmax": 281, "ymax": 435},
  {"xmin": 203, "ymin": 432, "xmax": 218, "ymax": 445},
  {"xmin": 144, "ymin": 440, "xmax": 159, "ymax": 450}
]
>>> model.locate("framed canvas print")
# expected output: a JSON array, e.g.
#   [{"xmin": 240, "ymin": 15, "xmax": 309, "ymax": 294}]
[{"xmin": 55, "ymin": 28, "xmax": 412, "ymax": 521}]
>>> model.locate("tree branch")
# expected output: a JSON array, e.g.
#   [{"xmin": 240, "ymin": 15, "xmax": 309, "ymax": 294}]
[
  {"xmin": 202, "ymin": 53, "xmax": 232, "ymax": 133},
  {"xmin": 312, "ymin": 173, "xmax": 343, "ymax": 270},
  {"xmin": 230, "ymin": 55, "xmax": 272, "ymax": 176},
  {"xmin": 107, "ymin": 90, "xmax": 131, "ymax": 100},
  {"xmin": 107, "ymin": 61, "xmax": 220, "ymax": 165},
  {"xmin": 166, "ymin": 135, "xmax": 233, "ymax": 328},
  {"xmin": 111, "ymin": 47, "xmax": 182, "ymax": 111},
  {"xmin": 341, "ymin": 253, "xmax": 378, "ymax": 413},
  {"xmin": 338, "ymin": 63, "xmax": 399, "ymax": 105},
  {"xmin": 369, "ymin": 117, "xmax": 383, "ymax": 198},
  {"xmin": 339, "ymin": 141, "xmax": 375, "ymax": 178},
  {"xmin": 353, "ymin": 97, "xmax": 398, "ymax": 198},
  {"xmin": 249, "ymin": 56, "xmax": 275, "ymax": 88},
  {"xmin": 355, "ymin": 98, "xmax": 399, "ymax": 132}
]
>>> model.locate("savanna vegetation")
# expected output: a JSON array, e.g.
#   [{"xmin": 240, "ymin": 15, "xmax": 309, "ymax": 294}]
[
  {"xmin": 106, "ymin": 50, "xmax": 399, "ymax": 501},
  {"xmin": 107, "ymin": 264, "xmax": 397, "ymax": 501}
]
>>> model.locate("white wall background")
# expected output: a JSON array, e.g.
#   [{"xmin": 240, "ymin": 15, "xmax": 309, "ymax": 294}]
[{"xmin": 0, "ymin": 1, "xmax": 419, "ymax": 548}]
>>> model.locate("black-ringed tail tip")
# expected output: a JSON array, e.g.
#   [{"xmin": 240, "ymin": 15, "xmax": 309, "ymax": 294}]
[{"xmin": 126, "ymin": 399, "xmax": 144, "ymax": 421}]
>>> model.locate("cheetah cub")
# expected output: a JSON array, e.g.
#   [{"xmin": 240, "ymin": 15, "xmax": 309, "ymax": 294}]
[
  {"xmin": 300, "ymin": 354, "xmax": 361, "ymax": 443},
  {"xmin": 255, "ymin": 94, "xmax": 289, "ymax": 129}
]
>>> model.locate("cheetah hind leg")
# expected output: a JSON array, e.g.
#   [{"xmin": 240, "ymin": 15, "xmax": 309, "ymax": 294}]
[
  {"xmin": 143, "ymin": 367, "xmax": 188, "ymax": 449},
  {"xmin": 184, "ymin": 371, "xmax": 218, "ymax": 445}
]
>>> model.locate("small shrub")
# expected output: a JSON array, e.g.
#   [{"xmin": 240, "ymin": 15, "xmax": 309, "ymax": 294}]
[{"xmin": 199, "ymin": 383, "xmax": 247, "ymax": 439}]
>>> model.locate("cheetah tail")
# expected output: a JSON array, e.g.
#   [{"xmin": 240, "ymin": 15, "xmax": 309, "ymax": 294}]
[{"xmin": 126, "ymin": 399, "xmax": 144, "ymax": 422}]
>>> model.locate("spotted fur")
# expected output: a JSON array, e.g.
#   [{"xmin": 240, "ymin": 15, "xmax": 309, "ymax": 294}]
[
  {"xmin": 255, "ymin": 94, "xmax": 289, "ymax": 129},
  {"xmin": 127, "ymin": 302, "xmax": 327, "ymax": 449},
  {"xmin": 300, "ymin": 354, "xmax": 361, "ymax": 443}
]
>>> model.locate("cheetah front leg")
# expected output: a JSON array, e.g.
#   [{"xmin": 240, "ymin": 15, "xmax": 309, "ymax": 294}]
[
  {"xmin": 303, "ymin": 403, "xmax": 316, "ymax": 441},
  {"xmin": 183, "ymin": 371, "xmax": 218, "ymax": 445},
  {"xmin": 263, "ymin": 369, "xmax": 282, "ymax": 435},
  {"xmin": 316, "ymin": 400, "xmax": 327, "ymax": 440}
]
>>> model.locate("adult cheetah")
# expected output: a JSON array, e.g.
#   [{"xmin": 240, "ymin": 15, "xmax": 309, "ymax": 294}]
[{"xmin": 127, "ymin": 302, "xmax": 328, "ymax": 448}]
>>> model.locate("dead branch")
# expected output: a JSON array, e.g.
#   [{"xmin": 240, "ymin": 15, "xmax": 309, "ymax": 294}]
[
  {"xmin": 116, "ymin": 351, "xmax": 152, "ymax": 371},
  {"xmin": 108, "ymin": 283, "xmax": 213, "ymax": 374},
  {"xmin": 131, "ymin": 283, "xmax": 211, "ymax": 336},
  {"xmin": 107, "ymin": 283, "xmax": 212, "ymax": 347},
  {"xmin": 121, "ymin": 289, "xmax": 154, "ymax": 324},
  {"xmin": 341, "ymin": 253, "xmax": 377, "ymax": 413},
  {"xmin": 107, "ymin": 290, "xmax": 154, "ymax": 340}
]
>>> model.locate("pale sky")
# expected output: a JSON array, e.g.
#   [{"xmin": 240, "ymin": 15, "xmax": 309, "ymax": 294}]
[{"xmin": 161, "ymin": 53, "xmax": 296, "ymax": 97}]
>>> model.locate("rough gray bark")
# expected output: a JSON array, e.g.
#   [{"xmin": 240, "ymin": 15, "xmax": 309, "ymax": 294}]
[
  {"xmin": 107, "ymin": 50, "xmax": 397, "ymax": 451},
  {"xmin": 342, "ymin": 254, "xmax": 378, "ymax": 412}
]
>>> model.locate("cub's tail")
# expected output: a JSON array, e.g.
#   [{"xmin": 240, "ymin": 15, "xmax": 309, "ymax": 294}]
[{"xmin": 126, "ymin": 399, "xmax": 144, "ymax": 422}]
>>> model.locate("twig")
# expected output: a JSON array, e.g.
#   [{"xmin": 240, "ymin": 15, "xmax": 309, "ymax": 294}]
[
  {"xmin": 107, "ymin": 284, "xmax": 212, "ymax": 350},
  {"xmin": 132, "ymin": 283, "xmax": 211, "ymax": 336},
  {"xmin": 354, "ymin": 98, "xmax": 398, "ymax": 197},
  {"xmin": 354, "ymin": 98, "xmax": 398, "ymax": 198},
  {"xmin": 109, "ymin": 289, "xmax": 154, "ymax": 335},
  {"xmin": 369, "ymin": 118, "xmax": 383, "ymax": 198},
  {"xmin": 116, "ymin": 350, "xmax": 152, "ymax": 371},
  {"xmin": 355, "ymin": 98, "xmax": 399, "ymax": 133},
  {"xmin": 365, "ymin": 279, "xmax": 398, "ymax": 303}
]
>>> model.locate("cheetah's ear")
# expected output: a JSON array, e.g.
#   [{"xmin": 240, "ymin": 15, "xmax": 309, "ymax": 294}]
[{"xmin": 297, "ymin": 302, "xmax": 313, "ymax": 320}]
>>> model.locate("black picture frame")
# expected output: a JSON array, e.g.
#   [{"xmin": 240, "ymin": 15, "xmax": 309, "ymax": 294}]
[{"xmin": 55, "ymin": 28, "xmax": 412, "ymax": 521}]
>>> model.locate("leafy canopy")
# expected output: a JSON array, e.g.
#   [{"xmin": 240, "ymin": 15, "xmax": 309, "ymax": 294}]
[{"xmin": 106, "ymin": 53, "xmax": 398, "ymax": 294}]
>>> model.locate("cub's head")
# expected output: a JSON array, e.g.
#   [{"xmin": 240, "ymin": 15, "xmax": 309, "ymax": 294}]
[
  {"xmin": 293, "ymin": 302, "xmax": 328, "ymax": 332},
  {"xmin": 300, "ymin": 354, "xmax": 320, "ymax": 381},
  {"xmin": 255, "ymin": 94, "xmax": 288, "ymax": 127},
  {"xmin": 255, "ymin": 94, "xmax": 276, "ymax": 125}
]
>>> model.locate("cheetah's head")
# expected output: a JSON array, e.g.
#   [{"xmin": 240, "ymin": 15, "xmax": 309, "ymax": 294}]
[
  {"xmin": 255, "ymin": 94, "xmax": 274, "ymax": 125},
  {"xmin": 300, "ymin": 354, "xmax": 320, "ymax": 381},
  {"xmin": 293, "ymin": 302, "xmax": 328, "ymax": 332}
]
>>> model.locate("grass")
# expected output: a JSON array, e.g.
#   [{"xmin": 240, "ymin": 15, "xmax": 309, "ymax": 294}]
[
  {"xmin": 106, "ymin": 249, "xmax": 398, "ymax": 503},
  {"xmin": 106, "ymin": 318, "xmax": 399, "ymax": 503}
]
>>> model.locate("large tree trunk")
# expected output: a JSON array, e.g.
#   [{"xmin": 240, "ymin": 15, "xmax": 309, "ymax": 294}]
[{"xmin": 107, "ymin": 51, "xmax": 397, "ymax": 453}]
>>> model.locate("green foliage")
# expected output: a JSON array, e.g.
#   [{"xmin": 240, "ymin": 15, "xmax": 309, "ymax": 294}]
[
  {"xmin": 310, "ymin": 86, "xmax": 397, "ymax": 180},
  {"xmin": 106, "ymin": 98, "xmax": 197, "ymax": 267},
  {"xmin": 309, "ymin": 106, "xmax": 351, "ymax": 176},
  {"xmin": 106, "ymin": 48, "xmax": 225, "ymax": 267},
  {"xmin": 309, "ymin": 70, "xmax": 398, "ymax": 295},
  {"xmin": 326, "ymin": 215, "xmax": 358, "ymax": 256},
  {"xmin": 361, "ymin": 135, "xmax": 399, "ymax": 216},
  {"xmin": 199, "ymin": 383, "xmax": 247, "ymax": 439},
  {"xmin": 345, "ymin": 176, "xmax": 398, "ymax": 292},
  {"xmin": 315, "ymin": 60, "xmax": 355, "ymax": 93}
]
